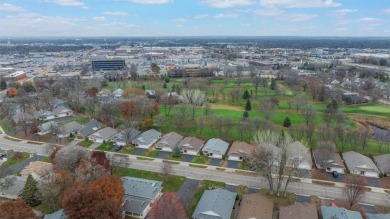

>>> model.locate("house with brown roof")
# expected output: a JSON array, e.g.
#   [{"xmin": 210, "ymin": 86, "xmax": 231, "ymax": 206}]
[
  {"xmin": 313, "ymin": 149, "xmax": 346, "ymax": 174},
  {"xmin": 237, "ymin": 194, "xmax": 273, "ymax": 219},
  {"xmin": 228, "ymin": 141, "xmax": 254, "ymax": 161},
  {"xmin": 279, "ymin": 203, "xmax": 318, "ymax": 219},
  {"xmin": 20, "ymin": 161, "xmax": 52, "ymax": 181},
  {"xmin": 177, "ymin": 136, "xmax": 205, "ymax": 155}
]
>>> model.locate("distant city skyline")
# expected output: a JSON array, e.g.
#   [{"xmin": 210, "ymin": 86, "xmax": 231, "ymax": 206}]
[{"xmin": 0, "ymin": 0, "xmax": 389, "ymax": 37}]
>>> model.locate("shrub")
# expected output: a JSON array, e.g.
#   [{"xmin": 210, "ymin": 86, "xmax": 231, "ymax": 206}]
[{"xmin": 283, "ymin": 117, "xmax": 291, "ymax": 127}]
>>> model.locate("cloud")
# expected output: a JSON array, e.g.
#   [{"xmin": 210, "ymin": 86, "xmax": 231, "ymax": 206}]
[
  {"xmin": 358, "ymin": 17, "xmax": 382, "ymax": 24},
  {"xmin": 93, "ymin": 16, "xmax": 106, "ymax": 21},
  {"xmin": 103, "ymin": 11, "xmax": 128, "ymax": 16},
  {"xmin": 42, "ymin": 0, "xmax": 86, "ymax": 7},
  {"xmin": 383, "ymin": 8, "xmax": 390, "ymax": 14},
  {"xmin": 127, "ymin": 0, "xmax": 172, "ymax": 4},
  {"xmin": 260, "ymin": 0, "xmax": 341, "ymax": 8},
  {"xmin": 279, "ymin": 13, "xmax": 317, "ymax": 22},
  {"xmin": 214, "ymin": 12, "xmax": 240, "ymax": 18},
  {"xmin": 201, "ymin": 0, "xmax": 255, "ymax": 8},
  {"xmin": 332, "ymin": 9, "xmax": 357, "ymax": 16},
  {"xmin": 194, "ymin": 14, "xmax": 208, "ymax": 19},
  {"xmin": 0, "ymin": 3, "xmax": 25, "ymax": 12},
  {"xmin": 172, "ymin": 18, "xmax": 187, "ymax": 22}
]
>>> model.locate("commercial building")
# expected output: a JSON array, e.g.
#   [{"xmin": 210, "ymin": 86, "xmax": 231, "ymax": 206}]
[{"xmin": 91, "ymin": 59, "xmax": 126, "ymax": 71}]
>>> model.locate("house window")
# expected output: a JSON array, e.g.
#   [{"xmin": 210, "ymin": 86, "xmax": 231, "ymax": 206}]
[
  {"xmin": 184, "ymin": 150, "xmax": 187, "ymax": 153},
  {"xmin": 326, "ymin": 167, "xmax": 331, "ymax": 171},
  {"xmin": 360, "ymin": 171, "xmax": 365, "ymax": 175}
]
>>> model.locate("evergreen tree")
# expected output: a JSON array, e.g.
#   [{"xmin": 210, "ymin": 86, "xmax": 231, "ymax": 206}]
[
  {"xmin": 141, "ymin": 85, "xmax": 146, "ymax": 90},
  {"xmin": 243, "ymin": 110, "xmax": 249, "ymax": 118},
  {"xmin": 283, "ymin": 117, "xmax": 291, "ymax": 128},
  {"xmin": 0, "ymin": 81, "xmax": 6, "ymax": 90},
  {"xmin": 332, "ymin": 99, "xmax": 338, "ymax": 110},
  {"xmin": 163, "ymin": 83, "xmax": 167, "ymax": 89},
  {"xmin": 245, "ymin": 99, "xmax": 252, "ymax": 111},
  {"xmin": 270, "ymin": 78, "xmax": 277, "ymax": 90},
  {"xmin": 173, "ymin": 146, "xmax": 181, "ymax": 157},
  {"xmin": 243, "ymin": 89, "xmax": 250, "ymax": 99},
  {"xmin": 21, "ymin": 175, "xmax": 40, "ymax": 206}
]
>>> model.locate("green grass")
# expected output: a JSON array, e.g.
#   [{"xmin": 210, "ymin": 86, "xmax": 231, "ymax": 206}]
[
  {"xmin": 168, "ymin": 153, "xmax": 184, "ymax": 161},
  {"xmin": 96, "ymin": 142, "xmax": 114, "ymax": 151},
  {"xmin": 340, "ymin": 104, "xmax": 390, "ymax": 118},
  {"xmin": 78, "ymin": 140, "xmax": 93, "ymax": 147},
  {"xmin": 259, "ymin": 188, "xmax": 296, "ymax": 211},
  {"xmin": 140, "ymin": 149, "xmax": 159, "ymax": 158},
  {"xmin": 121, "ymin": 147, "xmax": 136, "ymax": 154},
  {"xmin": 2, "ymin": 152, "xmax": 31, "ymax": 168},
  {"xmin": 238, "ymin": 160, "xmax": 251, "ymax": 170},
  {"xmin": 38, "ymin": 134, "xmax": 52, "ymax": 142},
  {"xmin": 40, "ymin": 156, "xmax": 51, "ymax": 163},
  {"xmin": 0, "ymin": 120, "xmax": 14, "ymax": 133},
  {"xmin": 191, "ymin": 156, "xmax": 210, "ymax": 164},
  {"xmin": 113, "ymin": 167, "xmax": 185, "ymax": 192},
  {"xmin": 75, "ymin": 117, "xmax": 90, "ymax": 124},
  {"xmin": 187, "ymin": 180, "xmax": 227, "ymax": 217}
]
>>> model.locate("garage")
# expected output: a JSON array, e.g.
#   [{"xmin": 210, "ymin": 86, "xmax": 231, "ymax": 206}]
[
  {"xmin": 210, "ymin": 154, "xmax": 222, "ymax": 159},
  {"xmin": 161, "ymin": 147, "xmax": 173, "ymax": 152},
  {"xmin": 364, "ymin": 171, "xmax": 379, "ymax": 178},
  {"xmin": 228, "ymin": 155, "xmax": 242, "ymax": 161},
  {"xmin": 94, "ymin": 138, "xmax": 103, "ymax": 143},
  {"xmin": 183, "ymin": 150, "xmax": 198, "ymax": 155}
]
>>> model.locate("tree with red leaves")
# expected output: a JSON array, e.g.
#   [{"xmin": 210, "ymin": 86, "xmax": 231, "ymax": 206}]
[
  {"xmin": 85, "ymin": 87, "xmax": 99, "ymax": 102},
  {"xmin": 0, "ymin": 199, "xmax": 38, "ymax": 219},
  {"xmin": 118, "ymin": 101, "xmax": 137, "ymax": 119},
  {"xmin": 146, "ymin": 192, "xmax": 186, "ymax": 219},
  {"xmin": 91, "ymin": 151, "xmax": 111, "ymax": 170}
]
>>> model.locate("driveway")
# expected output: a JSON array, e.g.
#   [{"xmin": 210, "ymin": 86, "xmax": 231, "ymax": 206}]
[
  {"xmin": 88, "ymin": 142, "xmax": 101, "ymax": 150},
  {"xmin": 360, "ymin": 204, "xmax": 378, "ymax": 214},
  {"xmin": 158, "ymin": 151, "xmax": 170, "ymax": 159},
  {"xmin": 177, "ymin": 179, "xmax": 200, "ymax": 209},
  {"xmin": 247, "ymin": 187, "xmax": 259, "ymax": 194},
  {"xmin": 226, "ymin": 184, "xmax": 236, "ymax": 193},
  {"xmin": 295, "ymin": 195, "xmax": 310, "ymax": 203},
  {"xmin": 182, "ymin": 154, "xmax": 194, "ymax": 163},
  {"xmin": 227, "ymin": 160, "xmax": 239, "ymax": 169},
  {"xmin": 365, "ymin": 177, "xmax": 381, "ymax": 188},
  {"xmin": 133, "ymin": 148, "xmax": 145, "ymax": 156},
  {"xmin": 209, "ymin": 158, "xmax": 221, "ymax": 166},
  {"xmin": 67, "ymin": 139, "xmax": 80, "ymax": 146},
  {"xmin": 0, "ymin": 155, "xmax": 43, "ymax": 177},
  {"xmin": 328, "ymin": 172, "xmax": 344, "ymax": 183}
]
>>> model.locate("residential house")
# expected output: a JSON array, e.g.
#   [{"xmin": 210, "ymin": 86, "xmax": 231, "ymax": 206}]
[
  {"xmin": 20, "ymin": 161, "xmax": 52, "ymax": 181},
  {"xmin": 38, "ymin": 121, "xmax": 58, "ymax": 136},
  {"xmin": 11, "ymin": 112, "xmax": 35, "ymax": 124},
  {"xmin": 113, "ymin": 88, "xmax": 124, "ymax": 98},
  {"xmin": 321, "ymin": 206, "xmax": 363, "ymax": 219},
  {"xmin": 145, "ymin": 90, "xmax": 156, "ymax": 98},
  {"xmin": 88, "ymin": 127, "xmax": 118, "ymax": 143},
  {"xmin": 373, "ymin": 154, "xmax": 390, "ymax": 176},
  {"xmin": 111, "ymin": 128, "xmax": 141, "ymax": 146},
  {"xmin": 49, "ymin": 98, "xmax": 68, "ymax": 109},
  {"xmin": 279, "ymin": 203, "xmax": 318, "ymax": 219},
  {"xmin": 286, "ymin": 141, "xmax": 312, "ymax": 170},
  {"xmin": 228, "ymin": 141, "xmax": 254, "ymax": 161},
  {"xmin": 122, "ymin": 177, "xmax": 162, "ymax": 219},
  {"xmin": 0, "ymin": 176, "xmax": 26, "ymax": 199},
  {"xmin": 366, "ymin": 213, "xmax": 390, "ymax": 219},
  {"xmin": 192, "ymin": 189, "xmax": 236, "ymax": 219},
  {"xmin": 76, "ymin": 119, "xmax": 102, "ymax": 140},
  {"xmin": 177, "ymin": 136, "xmax": 205, "ymax": 155},
  {"xmin": 131, "ymin": 129, "xmax": 161, "ymax": 149},
  {"xmin": 52, "ymin": 106, "xmax": 73, "ymax": 118},
  {"xmin": 237, "ymin": 194, "xmax": 273, "ymax": 219},
  {"xmin": 43, "ymin": 209, "xmax": 67, "ymax": 219},
  {"xmin": 97, "ymin": 89, "xmax": 112, "ymax": 102},
  {"xmin": 313, "ymin": 149, "xmax": 346, "ymax": 174},
  {"xmin": 201, "ymin": 138, "xmax": 229, "ymax": 159},
  {"xmin": 57, "ymin": 121, "xmax": 82, "ymax": 138},
  {"xmin": 342, "ymin": 151, "xmax": 380, "ymax": 178},
  {"xmin": 155, "ymin": 132, "xmax": 183, "ymax": 152},
  {"xmin": 34, "ymin": 109, "xmax": 55, "ymax": 121}
]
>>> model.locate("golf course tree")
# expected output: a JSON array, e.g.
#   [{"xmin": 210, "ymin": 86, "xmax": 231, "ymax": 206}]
[
  {"xmin": 283, "ymin": 117, "xmax": 291, "ymax": 127},
  {"xmin": 181, "ymin": 89, "xmax": 207, "ymax": 120},
  {"xmin": 249, "ymin": 130, "xmax": 299, "ymax": 196},
  {"xmin": 270, "ymin": 78, "xmax": 277, "ymax": 90},
  {"xmin": 243, "ymin": 89, "xmax": 250, "ymax": 99},
  {"xmin": 21, "ymin": 175, "xmax": 41, "ymax": 206},
  {"xmin": 245, "ymin": 99, "xmax": 252, "ymax": 111},
  {"xmin": 243, "ymin": 110, "xmax": 249, "ymax": 119}
]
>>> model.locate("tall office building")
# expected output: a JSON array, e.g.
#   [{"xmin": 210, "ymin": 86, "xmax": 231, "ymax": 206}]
[{"xmin": 92, "ymin": 59, "xmax": 126, "ymax": 71}]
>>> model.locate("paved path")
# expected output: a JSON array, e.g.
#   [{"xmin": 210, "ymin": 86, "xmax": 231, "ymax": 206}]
[
  {"xmin": 0, "ymin": 155, "xmax": 43, "ymax": 177},
  {"xmin": 88, "ymin": 142, "xmax": 101, "ymax": 150}
]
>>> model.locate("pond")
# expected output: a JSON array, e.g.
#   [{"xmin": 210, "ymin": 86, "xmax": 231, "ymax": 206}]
[{"xmin": 370, "ymin": 125, "xmax": 390, "ymax": 141}]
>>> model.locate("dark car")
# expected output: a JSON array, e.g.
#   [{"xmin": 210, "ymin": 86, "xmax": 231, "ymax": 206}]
[
  {"xmin": 332, "ymin": 171, "xmax": 339, "ymax": 178},
  {"xmin": 114, "ymin": 145, "xmax": 122, "ymax": 152}
]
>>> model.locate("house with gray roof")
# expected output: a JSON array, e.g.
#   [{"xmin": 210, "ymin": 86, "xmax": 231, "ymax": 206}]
[
  {"xmin": 88, "ymin": 127, "xmax": 118, "ymax": 143},
  {"xmin": 192, "ymin": 189, "xmax": 236, "ymax": 219},
  {"xmin": 0, "ymin": 176, "xmax": 26, "ymax": 199},
  {"xmin": 38, "ymin": 121, "xmax": 58, "ymax": 136},
  {"xmin": 313, "ymin": 149, "xmax": 346, "ymax": 174},
  {"xmin": 286, "ymin": 141, "xmax": 312, "ymax": 170},
  {"xmin": 43, "ymin": 209, "xmax": 67, "ymax": 219},
  {"xmin": 49, "ymin": 98, "xmax": 68, "ymax": 109},
  {"xmin": 111, "ymin": 128, "xmax": 141, "ymax": 146},
  {"xmin": 34, "ymin": 109, "xmax": 55, "ymax": 121},
  {"xmin": 155, "ymin": 132, "xmax": 183, "ymax": 152},
  {"xmin": 131, "ymin": 129, "xmax": 161, "ymax": 149},
  {"xmin": 121, "ymin": 177, "xmax": 162, "ymax": 219},
  {"xmin": 177, "ymin": 136, "xmax": 205, "ymax": 155},
  {"xmin": 76, "ymin": 119, "xmax": 102, "ymax": 140},
  {"xmin": 373, "ymin": 154, "xmax": 390, "ymax": 175},
  {"xmin": 321, "ymin": 206, "xmax": 363, "ymax": 219},
  {"xmin": 52, "ymin": 106, "xmax": 73, "ymax": 118},
  {"xmin": 201, "ymin": 138, "xmax": 229, "ymax": 159},
  {"xmin": 342, "ymin": 151, "xmax": 380, "ymax": 178},
  {"xmin": 57, "ymin": 121, "xmax": 82, "ymax": 138}
]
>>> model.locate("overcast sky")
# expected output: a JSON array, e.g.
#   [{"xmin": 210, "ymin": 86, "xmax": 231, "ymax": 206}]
[{"xmin": 0, "ymin": 0, "xmax": 389, "ymax": 37}]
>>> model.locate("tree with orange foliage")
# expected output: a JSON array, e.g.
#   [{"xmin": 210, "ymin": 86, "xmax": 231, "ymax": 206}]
[
  {"xmin": 85, "ymin": 87, "xmax": 99, "ymax": 102},
  {"xmin": 0, "ymin": 199, "xmax": 38, "ymax": 219},
  {"xmin": 143, "ymin": 118, "xmax": 153, "ymax": 129},
  {"xmin": 62, "ymin": 176, "xmax": 124, "ymax": 219},
  {"xmin": 118, "ymin": 100, "xmax": 138, "ymax": 119},
  {"xmin": 123, "ymin": 87, "xmax": 146, "ymax": 98},
  {"xmin": 147, "ymin": 192, "xmax": 186, "ymax": 219},
  {"xmin": 7, "ymin": 87, "xmax": 18, "ymax": 97},
  {"xmin": 147, "ymin": 101, "xmax": 160, "ymax": 118}
]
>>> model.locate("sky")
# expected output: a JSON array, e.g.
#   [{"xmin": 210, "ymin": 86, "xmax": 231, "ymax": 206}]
[{"xmin": 0, "ymin": 0, "xmax": 389, "ymax": 37}]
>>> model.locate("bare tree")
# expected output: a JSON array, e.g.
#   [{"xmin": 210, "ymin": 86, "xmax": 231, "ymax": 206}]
[
  {"xmin": 0, "ymin": 176, "xmax": 15, "ymax": 190},
  {"xmin": 315, "ymin": 141, "xmax": 336, "ymax": 171},
  {"xmin": 181, "ymin": 89, "xmax": 207, "ymax": 120},
  {"xmin": 260, "ymin": 98, "xmax": 278, "ymax": 121},
  {"xmin": 343, "ymin": 175, "xmax": 366, "ymax": 208},
  {"xmin": 154, "ymin": 115, "xmax": 167, "ymax": 132},
  {"xmin": 302, "ymin": 105, "xmax": 317, "ymax": 126},
  {"xmin": 230, "ymin": 88, "xmax": 240, "ymax": 104},
  {"xmin": 107, "ymin": 154, "xmax": 131, "ymax": 174},
  {"xmin": 160, "ymin": 93, "xmax": 178, "ymax": 116},
  {"xmin": 161, "ymin": 162, "xmax": 174, "ymax": 182},
  {"xmin": 53, "ymin": 146, "xmax": 90, "ymax": 177}
]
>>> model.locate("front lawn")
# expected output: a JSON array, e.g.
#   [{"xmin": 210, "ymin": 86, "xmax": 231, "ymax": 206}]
[
  {"xmin": 187, "ymin": 180, "xmax": 227, "ymax": 217},
  {"xmin": 140, "ymin": 149, "xmax": 159, "ymax": 158},
  {"xmin": 191, "ymin": 156, "xmax": 210, "ymax": 165},
  {"xmin": 2, "ymin": 152, "xmax": 31, "ymax": 168},
  {"xmin": 78, "ymin": 140, "xmax": 93, "ymax": 147},
  {"xmin": 96, "ymin": 142, "xmax": 114, "ymax": 151},
  {"xmin": 113, "ymin": 167, "xmax": 185, "ymax": 192},
  {"xmin": 259, "ymin": 188, "xmax": 296, "ymax": 211},
  {"xmin": 121, "ymin": 147, "xmax": 136, "ymax": 154},
  {"xmin": 168, "ymin": 153, "xmax": 184, "ymax": 161}
]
